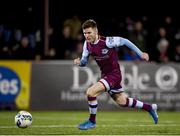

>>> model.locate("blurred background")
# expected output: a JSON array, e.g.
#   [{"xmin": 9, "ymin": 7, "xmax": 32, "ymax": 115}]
[
  {"xmin": 1, "ymin": 0, "xmax": 180, "ymax": 62},
  {"xmin": 0, "ymin": 0, "xmax": 180, "ymax": 111}
]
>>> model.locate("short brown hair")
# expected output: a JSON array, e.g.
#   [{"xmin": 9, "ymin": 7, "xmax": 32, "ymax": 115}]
[{"xmin": 82, "ymin": 19, "xmax": 97, "ymax": 29}]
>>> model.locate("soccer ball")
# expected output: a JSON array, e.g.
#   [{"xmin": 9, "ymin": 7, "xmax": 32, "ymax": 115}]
[{"xmin": 15, "ymin": 110, "xmax": 33, "ymax": 128}]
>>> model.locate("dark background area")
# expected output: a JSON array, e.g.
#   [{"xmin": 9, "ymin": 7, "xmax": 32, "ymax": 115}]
[{"xmin": 0, "ymin": 0, "xmax": 180, "ymax": 62}]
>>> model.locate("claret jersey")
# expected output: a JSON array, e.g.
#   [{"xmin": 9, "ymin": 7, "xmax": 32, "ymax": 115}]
[
  {"xmin": 80, "ymin": 36, "xmax": 142, "ymax": 74},
  {"xmin": 79, "ymin": 36, "xmax": 143, "ymax": 90}
]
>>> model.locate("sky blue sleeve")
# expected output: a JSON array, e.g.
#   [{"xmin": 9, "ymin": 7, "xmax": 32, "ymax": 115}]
[
  {"xmin": 106, "ymin": 36, "xmax": 143, "ymax": 57},
  {"xmin": 79, "ymin": 42, "xmax": 89, "ymax": 67}
]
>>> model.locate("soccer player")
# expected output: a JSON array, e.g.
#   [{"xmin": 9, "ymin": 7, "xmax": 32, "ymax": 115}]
[{"xmin": 74, "ymin": 19, "xmax": 158, "ymax": 130}]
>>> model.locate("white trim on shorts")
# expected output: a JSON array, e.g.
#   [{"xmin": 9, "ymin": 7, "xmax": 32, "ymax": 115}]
[
  {"xmin": 108, "ymin": 88, "xmax": 124, "ymax": 95},
  {"xmin": 110, "ymin": 88, "xmax": 124, "ymax": 93},
  {"xmin": 99, "ymin": 79, "xmax": 110, "ymax": 91}
]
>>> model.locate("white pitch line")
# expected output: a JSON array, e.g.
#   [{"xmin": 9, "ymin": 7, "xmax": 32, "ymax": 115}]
[
  {"xmin": 25, "ymin": 117, "xmax": 177, "ymax": 123},
  {"xmin": 0, "ymin": 124, "xmax": 180, "ymax": 129},
  {"xmin": 1, "ymin": 135, "xmax": 179, "ymax": 136}
]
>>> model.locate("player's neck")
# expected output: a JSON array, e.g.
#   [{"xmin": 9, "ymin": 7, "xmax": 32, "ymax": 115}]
[{"xmin": 92, "ymin": 34, "xmax": 99, "ymax": 44}]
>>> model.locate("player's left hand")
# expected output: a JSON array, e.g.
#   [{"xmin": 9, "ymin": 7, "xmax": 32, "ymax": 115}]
[{"xmin": 141, "ymin": 52, "xmax": 149, "ymax": 61}]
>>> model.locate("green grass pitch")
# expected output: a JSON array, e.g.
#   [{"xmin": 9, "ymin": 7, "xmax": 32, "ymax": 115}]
[{"xmin": 0, "ymin": 110, "xmax": 180, "ymax": 135}]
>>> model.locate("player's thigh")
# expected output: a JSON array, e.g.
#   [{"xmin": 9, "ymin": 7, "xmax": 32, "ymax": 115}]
[
  {"xmin": 111, "ymin": 92, "xmax": 127, "ymax": 105},
  {"xmin": 86, "ymin": 81, "xmax": 106, "ymax": 97}
]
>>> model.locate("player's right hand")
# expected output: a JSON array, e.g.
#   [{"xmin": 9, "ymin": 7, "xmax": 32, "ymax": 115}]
[{"xmin": 74, "ymin": 58, "xmax": 81, "ymax": 65}]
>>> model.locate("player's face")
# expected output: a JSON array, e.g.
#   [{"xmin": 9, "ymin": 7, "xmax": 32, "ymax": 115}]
[{"xmin": 83, "ymin": 27, "xmax": 98, "ymax": 43}]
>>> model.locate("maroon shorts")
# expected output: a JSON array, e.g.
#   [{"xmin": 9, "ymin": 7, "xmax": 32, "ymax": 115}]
[{"xmin": 99, "ymin": 73, "xmax": 124, "ymax": 95}]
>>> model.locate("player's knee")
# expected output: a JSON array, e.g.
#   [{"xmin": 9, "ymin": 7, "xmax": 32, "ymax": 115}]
[
  {"xmin": 118, "ymin": 99, "xmax": 126, "ymax": 106},
  {"xmin": 86, "ymin": 87, "xmax": 94, "ymax": 97}
]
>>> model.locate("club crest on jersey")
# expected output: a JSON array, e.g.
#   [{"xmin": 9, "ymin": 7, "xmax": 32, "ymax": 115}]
[
  {"xmin": 108, "ymin": 37, "xmax": 114, "ymax": 44},
  {"xmin": 102, "ymin": 49, "xmax": 108, "ymax": 54}
]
